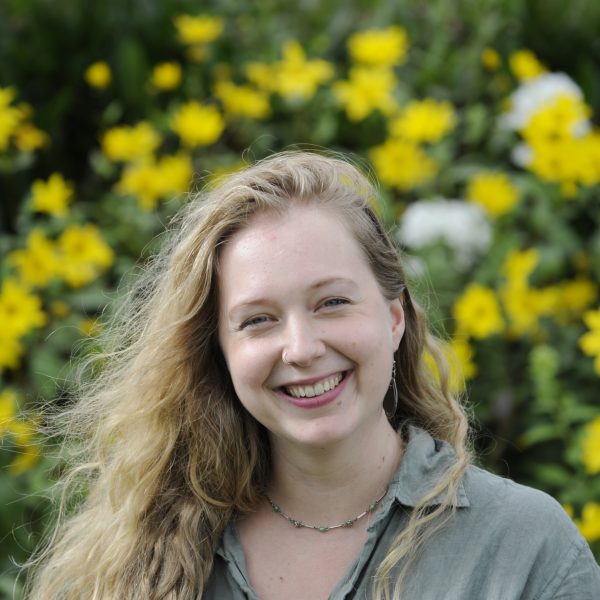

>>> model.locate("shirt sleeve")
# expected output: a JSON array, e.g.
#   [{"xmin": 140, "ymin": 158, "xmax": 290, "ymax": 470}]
[{"xmin": 542, "ymin": 536, "xmax": 600, "ymax": 600}]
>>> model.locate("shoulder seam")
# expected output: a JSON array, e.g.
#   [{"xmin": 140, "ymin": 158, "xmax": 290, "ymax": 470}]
[{"xmin": 533, "ymin": 536, "xmax": 586, "ymax": 600}]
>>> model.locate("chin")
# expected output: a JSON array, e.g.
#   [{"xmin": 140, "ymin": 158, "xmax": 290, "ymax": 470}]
[{"xmin": 274, "ymin": 411, "xmax": 370, "ymax": 449}]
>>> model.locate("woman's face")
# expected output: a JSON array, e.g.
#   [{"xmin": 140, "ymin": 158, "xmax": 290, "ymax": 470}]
[{"xmin": 218, "ymin": 204, "xmax": 404, "ymax": 448}]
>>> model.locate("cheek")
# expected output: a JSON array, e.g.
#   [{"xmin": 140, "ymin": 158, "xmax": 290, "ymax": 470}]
[
  {"xmin": 226, "ymin": 341, "xmax": 274, "ymax": 390},
  {"xmin": 342, "ymin": 315, "xmax": 396, "ymax": 358},
  {"xmin": 344, "ymin": 319, "xmax": 394, "ymax": 383}
]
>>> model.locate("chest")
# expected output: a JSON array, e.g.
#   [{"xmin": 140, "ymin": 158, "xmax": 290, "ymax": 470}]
[{"xmin": 237, "ymin": 513, "xmax": 370, "ymax": 600}]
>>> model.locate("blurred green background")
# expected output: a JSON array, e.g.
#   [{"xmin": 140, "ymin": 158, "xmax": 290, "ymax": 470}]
[{"xmin": 1, "ymin": 0, "xmax": 600, "ymax": 596}]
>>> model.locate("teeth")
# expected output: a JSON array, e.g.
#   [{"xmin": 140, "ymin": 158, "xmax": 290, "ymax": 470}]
[{"xmin": 285, "ymin": 373, "xmax": 343, "ymax": 398}]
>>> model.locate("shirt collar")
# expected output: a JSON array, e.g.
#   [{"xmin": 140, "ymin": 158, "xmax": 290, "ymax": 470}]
[{"xmin": 388, "ymin": 424, "xmax": 470, "ymax": 508}]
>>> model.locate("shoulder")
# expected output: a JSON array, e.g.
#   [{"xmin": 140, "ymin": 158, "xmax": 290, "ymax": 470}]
[
  {"xmin": 458, "ymin": 465, "xmax": 600, "ymax": 598},
  {"xmin": 462, "ymin": 464, "xmax": 578, "ymax": 540},
  {"xmin": 464, "ymin": 465, "xmax": 566, "ymax": 516}
]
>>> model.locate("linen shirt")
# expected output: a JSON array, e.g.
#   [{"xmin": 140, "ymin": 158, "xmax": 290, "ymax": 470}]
[{"xmin": 205, "ymin": 426, "xmax": 600, "ymax": 599}]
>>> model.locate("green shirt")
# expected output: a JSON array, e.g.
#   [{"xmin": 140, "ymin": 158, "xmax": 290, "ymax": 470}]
[{"xmin": 205, "ymin": 426, "xmax": 600, "ymax": 599}]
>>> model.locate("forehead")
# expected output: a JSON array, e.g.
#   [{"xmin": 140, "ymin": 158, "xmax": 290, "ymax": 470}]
[{"xmin": 217, "ymin": 204, "xmax": 374, "ymax": 295}]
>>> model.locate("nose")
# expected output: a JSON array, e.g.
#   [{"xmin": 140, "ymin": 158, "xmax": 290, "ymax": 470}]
[{"xmin": 281, "ymin": 315, "xmax": 326, "ymax": 368}]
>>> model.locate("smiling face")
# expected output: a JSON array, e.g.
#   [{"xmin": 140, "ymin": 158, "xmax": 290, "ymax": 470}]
[{"xmin": 217, "ymin": 204, "xmax": 405, "ymax": 449}]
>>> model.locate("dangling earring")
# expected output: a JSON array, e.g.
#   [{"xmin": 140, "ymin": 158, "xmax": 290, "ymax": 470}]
[{"xmin": 386, "ymin": 360, "xmax": 398, "ymax": 419}]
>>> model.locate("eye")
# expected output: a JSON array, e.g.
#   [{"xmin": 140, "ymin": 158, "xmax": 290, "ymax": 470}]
[
  {"xmin": 321, "ymin": 297, "xmax": 350, "ymax": 308},
  {"xmin": 239, "ymin": 315, "xmax": 272, "ymax": 330}
]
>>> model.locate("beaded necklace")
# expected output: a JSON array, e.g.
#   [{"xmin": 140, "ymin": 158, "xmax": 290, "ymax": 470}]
[{"xmin": 265, "ymin": 487, "xmax": 388, "ymax": 533}]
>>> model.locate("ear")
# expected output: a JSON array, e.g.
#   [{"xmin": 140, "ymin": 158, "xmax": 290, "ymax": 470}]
[{"xmin": 389, "ymin": 297, "xmax": 405, "ymax": 350}]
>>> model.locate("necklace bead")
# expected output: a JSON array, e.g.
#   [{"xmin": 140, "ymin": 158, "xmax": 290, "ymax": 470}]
[{"xmin": 265, "ymin": 486, "xmax": 388, "ymax": 533}]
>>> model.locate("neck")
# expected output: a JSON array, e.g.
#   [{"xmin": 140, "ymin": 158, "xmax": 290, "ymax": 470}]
[{"xmin": 267, "ymin": 412, "xmax": 403, "ymax": 525}]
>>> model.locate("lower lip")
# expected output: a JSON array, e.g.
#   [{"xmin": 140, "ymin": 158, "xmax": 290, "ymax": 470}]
[{"xmin": 278, "ymin": 371, "xmax": 352, "ymax": 409}]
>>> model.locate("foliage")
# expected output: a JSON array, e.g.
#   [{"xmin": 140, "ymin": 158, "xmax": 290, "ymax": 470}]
[{"xmin": 1, "ymin": 0, "xmax": 599, "ymax": 594}]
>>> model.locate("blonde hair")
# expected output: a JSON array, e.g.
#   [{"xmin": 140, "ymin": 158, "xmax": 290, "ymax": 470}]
[{"xmin": 27, "ymin": 151, "xmax": 470, "ymax": 599}]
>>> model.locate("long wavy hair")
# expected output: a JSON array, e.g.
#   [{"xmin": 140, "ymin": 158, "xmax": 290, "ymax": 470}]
[{"xmin": 27, "ymin": 151, "xmax": 470, "ymax": 599}]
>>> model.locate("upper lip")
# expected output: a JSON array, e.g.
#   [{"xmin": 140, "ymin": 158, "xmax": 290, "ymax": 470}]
[{"xmin": 277, "ymin": 370, "xmax": 347, "ymax": 388}]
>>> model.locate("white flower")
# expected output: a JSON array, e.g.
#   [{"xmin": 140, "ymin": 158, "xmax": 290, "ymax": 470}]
[
  {"xmin": 511, "ymin": 142, "xmax": 533, "ymax": 167},
  {"xmin": 397, "ymin": 199, "xmax": 491, "ymax": 268},
  {"xmin": 500, "ymin": 72, "xmax": 588, "ymax": 131}
]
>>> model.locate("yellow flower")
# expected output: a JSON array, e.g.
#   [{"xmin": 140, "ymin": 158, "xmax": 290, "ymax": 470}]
[
  {"xmin": 502, "ymin": 248, "xmax": 539, "ymax": 285},
  {"xmin": 509, "ymin": 50, "xmax": 546, "ymax": 81},
  {"xmin": 425, "ymin": 338, "xmax": 477, "ymax": 394},
  {"xmin": 390, "ymin": 99, "xmax": 456, "ymax": 143},
  {"xmin": 575, "ymin": 502, "xmax": 600, "ymax": 542},
  {"xmin": 79, "ymin": 318, "xmax": 102, "ymax": 337},
  {"xmin": 481, "ymin": 48, "xmax": 501, "ymax": 71},
  {"xmin": 12, "ymin": 122, "xmax": 49, "ymax": 152},
  {"xmin": 525, "ymin": 137, "xmax": 578, "ymax": 185},
  {"xmin": 576, "ymin": 131, "xmax": 600, "ymax": 186},
  {"xmin": 579, "ymin": 309, "xmax": 600, "ymax": 375},
  {"xmin": 369, "ymin": 138, "xmax": 437, "ymax": 191},
  {"xmin": 0, "ymin": 389, "xmax": 17, "ymax": 428},
  {"xmin": 31, "ymin": 172, "xmax": 74, "ymax": 217},
  {"xmin": 85, "ymin": 61, "xmax": 112, "ymax": 89},
  {"xmin": 0, "ymin": 391, "xmax": 40, "ymax": 473},
  {"xmin": 333, "ymin": 67, "xmax": 398, "ymax": 121},
  {"xmin": 116, "ymin": 160, "xmax": 164, "ymax": 210},
  {"xmin": 467, "ymin": 172, "xmax": 519, "ymax": 218},
  {"xmin": 0, "ymin": 86, "xmax": 16, "ymax": 107},
  {"xmin": 173, "ymin": 14, "xmax": 224, "ymax": 45},
  {"xmin": 500, "ymin": 285, "xmax": 558, "ymax": 337},
  {"xmin": 101, "ymin": 121, "xmax": 161, "ymax": 162},
  {"xmin": 9, "ymin": 229, "xmax": 60, "ymax": 288},
  {"xmin": 449, "ymin": 338, "xmax": 478, "ymax": 382},
  {"xmin": 245, "ymin": 63, "xmax": 273, "ymax": 91},
  {"xmin": 554, "ymin": 279, "xmax": 597, "ymax": 321},
  {"xmin": 116, "ymin": 152, "xmax": 193, "ymax": 210},
  {"xmin": 522, "ymin": 95, "xmax": 591, "ymax": 143},
  {"xmin": 581, "ymin": 416, "xmax": 600, "ymax": 475},
  {"xmin": 276, "ymin": 41, "xmax": 334, "ymax": 100},
  {"xmin": 500, "ymin": 248, "xmax": 565, "ymax": 336},
  {"xmin": 150, "ymin": 61, "xmax": 182, "ymax": 91},
  {"xmin": 57, "ymin": 224, "xmax": 114, "ymax": 288},
  {"xmin": 0, "ymin": 330, "xmax": 24, "ymax": 371},
  {"xmin": 0, "ymin": 87, "xmax": 23, "ymax": 151},
  {"xmin": 0, "ymin": 278, "xmax": 46, "ymax": 338},
  {"xmin": 246, "ymin": 41, "xmax": 334, "ymax": 102},
  {"xmin": 347, "ymin": 26, "xmax": 409, "ymax": 68},
  {"xmin": 157, "ymin": 152, "xmax": 194, "ymax": 195},
  {"xmin": 170, "ymin": 101, "xmax": 224, "ymax": 147},
  {"xmin": 453, "ymin": 283, "xmax": 504, "ymax": 339},
  {"xmin": 214, "ymin": 80, "xmax": 271, "ymax": 120},
  {"xmin": 9, "ymin": 442, "xmax": 41, "ymax": 475},
  {"xmin": 525, "ymin": 132, "xmax": 600, "ymax": 190},
  {"xmin": 6, "ymin": 418, "xmax": 40, "ymax": 475}
]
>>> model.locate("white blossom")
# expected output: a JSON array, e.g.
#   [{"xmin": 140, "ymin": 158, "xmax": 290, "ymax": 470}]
[
  {"xmin": 398, "ymin": 199, "xmax": 491, "ymax": 268},
  {"xmin": 511, "ymin": 142, "xmax": 533, "ymax": 168},
  {"xmin": 500, "ymin": 72, "xmax": 589, "ymax": 132}
]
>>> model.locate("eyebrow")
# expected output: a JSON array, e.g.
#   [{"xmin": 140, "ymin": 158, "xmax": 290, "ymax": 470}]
[{"xmin": 227, "ymin": 277, "xmax": 359, "ymax": 318}]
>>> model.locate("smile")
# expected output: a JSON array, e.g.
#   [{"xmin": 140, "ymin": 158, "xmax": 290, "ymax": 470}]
[{"xmin": 283, "ymin": 372, "xmax": 344, "ymax": 398}]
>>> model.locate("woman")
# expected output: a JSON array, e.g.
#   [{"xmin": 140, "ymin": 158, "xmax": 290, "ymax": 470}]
[{"xmin": 29, "ymin": 152, "xmax": 599, "ymax": 599}]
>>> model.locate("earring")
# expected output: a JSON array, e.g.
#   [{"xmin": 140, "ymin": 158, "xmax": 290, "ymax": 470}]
[{"xmin": 386, "ymin": 360, "xmax": 398, "ymax": 419}]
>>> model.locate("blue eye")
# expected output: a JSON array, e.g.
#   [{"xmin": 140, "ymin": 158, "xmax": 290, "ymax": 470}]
[
  {"xmin": 322, "ymin": 298, "xmax": 349, "ymax": 308},
  {"xmin": 240, "ymin": 315, "xmax": 271, "ymax": 330}
]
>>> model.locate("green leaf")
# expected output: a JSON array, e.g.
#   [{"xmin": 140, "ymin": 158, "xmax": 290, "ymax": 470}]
[
  {"xmin": 519, "ymin": 423, "xmax": 560, "ymax": 447},
  {"xmin": 535, "ymin": 464, "xmax": 572, "ymax": 488}
]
